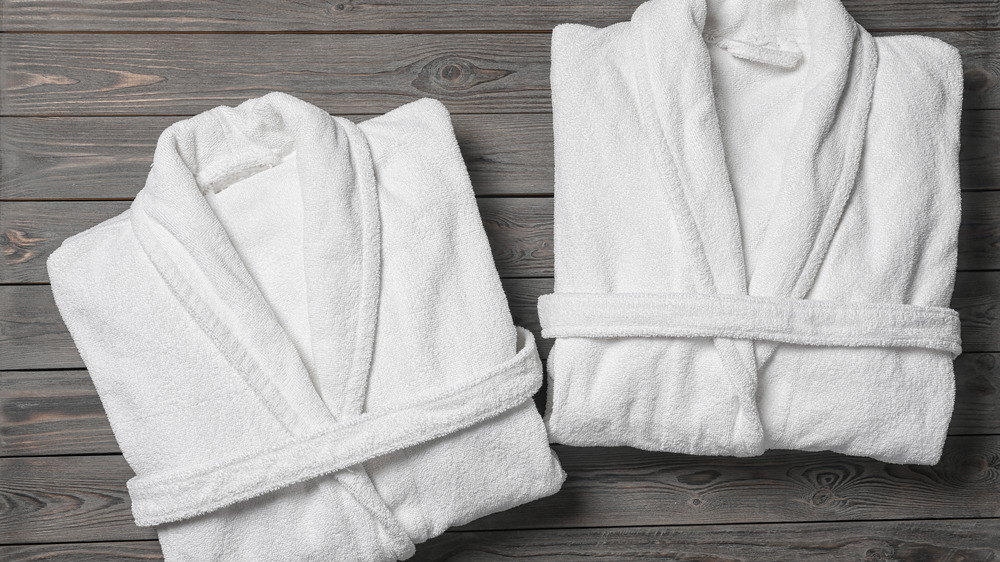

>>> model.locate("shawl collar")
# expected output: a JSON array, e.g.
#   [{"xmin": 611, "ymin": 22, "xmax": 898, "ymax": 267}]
[
  {"xmin": 632, "ymin": 0, "xmax": 877, "ymax": 302},
  {"xmin": 129, "ymin": 92, "xmax": 382, "ymax": 425}
]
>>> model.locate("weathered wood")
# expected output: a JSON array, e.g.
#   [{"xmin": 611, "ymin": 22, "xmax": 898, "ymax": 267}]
[
  {"xmin": 962, "ymin": 109, "xmax": 1000, "ymax": 190},
  {"xmin": 0, "ymin": 541, "xmax": 163, "ymax": 561},
  {"xmin": 4, "ymin": 347, "xmax": 998, "ymax": 457},
  {"xmin": 415, "ymin": 519, "xmax": 1000, "ymax": 561},
  {"xmin": 3, "ymin": 273, "xmax": 1000, "ymax": 370},
  {"xmin": 0, "ymin": 199, "xmax": 552, "ymax": 283},
  {"xmin": 0, "ymin": 115, "xmax": 554, "ymax": 199},
  {"xmin": 1, "ymin": 32, "xmax": 997, "ymax": 116},
  {"xmin": 4, "ymin": 518, "xmax": 1000, "ymax": 561},
  {"xmin": 0, "ymin": 34, "xmax": 551, "ymax": 116},
  {"xmin": 0, "ymin": 456, "xmax": 154, "ymax": 543},
  {"xmin": 3, "ymin": 110, "xmax": 999, "ymax": 200},
  {"xmin": 3, "ymin": 436, "xmax": 998, "ymax": 543},
  {"xmin": 1, "ymin": 0, "xmax": 997, "ymax": 32},
  {"xmin": 1, "ymin": 370, "xmax": 112, "ymax": 456}
]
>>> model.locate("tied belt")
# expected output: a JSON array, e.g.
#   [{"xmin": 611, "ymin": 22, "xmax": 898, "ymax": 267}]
[
  {"xmin": 538, "ymin": 293, "xmax": 962, "ymax": 358},
  {"xmin": 125, "ymin": 327, "xmax": 543, "ymax": 527}
]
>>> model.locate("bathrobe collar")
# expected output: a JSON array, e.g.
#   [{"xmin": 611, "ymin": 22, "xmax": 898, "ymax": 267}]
[
  {"xmin": 129, "ymin": 92, "xmax": 381, "ymax": 424},
  {"xmin": 632, "ymin": 0, "xmax": 878, "ymax": 301}
]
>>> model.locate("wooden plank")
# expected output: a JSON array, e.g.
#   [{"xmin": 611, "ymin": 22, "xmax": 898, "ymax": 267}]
[
  {"xmin": 1, "ymin": 370, "xmax": 112, "ymax": 456},
  {"xmin": 414, "ymin": 519, "xmax": 1000, "ymax": 561},
  {"xmin": 0, "ymin": 199, "xmax": 552, "ymax": 283},
  {"xmin": 3, "ymin": 273, "xmax": 1000, "ymax": 370},
  {"xmin": 0, "ymin": 115, "xmax": 554, "ymax": 199},
  {"xmin": 3, "ymin": 110, "xmax": 999, "ymax": 200},
  {"xmin": 0, "ymin": 541, "xmax": 162, "ymax": 561},
  {"xmin": 3, "ymin": 436, "xmax": 998, "ymax": 543},
  {"xmin": 1, "ymin": 0, "xmax": 997, "ymax": 33},
  {"xmin": 0, "ymin": 34, "xmax": 552, "ymax": 116},
  {"xmin": 4, "ymin": 518, "xmax": 1000, "ymax": 561},
  {"xmin": 1, "ymin": 32, "xmax": 997, "ymax": 116},
  {"xmin": 962, "ymin": 109, "xmax": 1000, "ymax": 190},
  {"xmin": 5, "ymin": 347, "xmax": 998, "ymax": 457}
]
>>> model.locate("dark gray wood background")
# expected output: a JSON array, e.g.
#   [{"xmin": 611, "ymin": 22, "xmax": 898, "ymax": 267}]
[{"xmin": 2, "ymin": 1, "xmax": 999, "ymax": 559}]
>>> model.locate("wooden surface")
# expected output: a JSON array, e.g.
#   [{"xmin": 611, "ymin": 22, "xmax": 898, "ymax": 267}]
[{"xmin": 1, "ymin": 1, "xmax": 998, "ymax": 560}]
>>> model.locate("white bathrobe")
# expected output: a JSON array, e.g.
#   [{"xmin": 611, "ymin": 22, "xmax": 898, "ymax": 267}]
[
  {"xmin": 540, "ymin": 0, "xmax": 963, "ymax": 464},
  {"xmin": 48, "ymin": 92, "xmax": 565, "ymax": 560}
]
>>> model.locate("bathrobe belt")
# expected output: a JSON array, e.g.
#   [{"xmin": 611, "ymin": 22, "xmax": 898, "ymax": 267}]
[
  {"xmin": 125, "ymin": 326, "xmax": 544, "ymax": 527},
  {"xmin": 538, "ymin": 293, "xmax": 962, "ymax": 358}
]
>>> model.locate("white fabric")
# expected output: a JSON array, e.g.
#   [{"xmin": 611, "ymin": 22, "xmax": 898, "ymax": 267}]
[
  {"xmin": 543, "ymin": 0, "xmax": 963, "ymax": 464},
  {"xmin": 48, "ymin": 92, "xmax": 565, "ymax": 560}
]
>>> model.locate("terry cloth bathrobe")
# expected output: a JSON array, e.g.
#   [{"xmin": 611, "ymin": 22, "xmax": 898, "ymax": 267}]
[
  {"xmin": 540, "ymin": 0, "xmax": 963, "ymax": 464},
  {"xmin": 48, "ymin": 92, "xmax": 565, "ymax": 561}
]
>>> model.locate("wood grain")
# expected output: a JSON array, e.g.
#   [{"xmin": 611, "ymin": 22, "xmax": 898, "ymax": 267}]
[
  {"xmin": 413, "ymin": 519, "xmax": 1000, "ymax": 561},
  {"xmin": 3, "ymin": 348, "xmax": 998, "ymax": 457},
  {"xmin": 3, "ymin": 110, "xmax": 999, "ymax": 200},
  {"xmin": 0, "ymin": 541, "xmax": 163, "ymax": 561},
  {"xmin": 4, "ymin": 518, "xmax": 1000, "ymax": 561},
  {"xmin": 1, "ymin": 370, "xmax": 113, "ymax": 456},
  {"xmin": 3, "ymin": 273, "xmax": 1000, "ymax": 370},
  {"xmin": 3, "ymin": 436, "xmax": 998, "ymax": 543},
  {"xmin": 0, "ymin": 115, "xmax": 553, "ymax": 199},
  {"xmin": 0, "ymin": 34, "xmax": 551, "ymax": 116},
  {"xmin": 0, "ymin": 199, "xmax": 552, "ymax": 283},
  {"xmin": 1, "ymin": 32, "xmax": 997, "ymax": 116},
  {"xmin": 1, "ymin": 0, "xmax": 997, "ymax": 32}
]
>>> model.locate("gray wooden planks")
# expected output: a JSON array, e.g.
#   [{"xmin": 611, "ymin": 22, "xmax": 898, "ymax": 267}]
[
  {"xmin": 2, "ymin": 436, "xmax": 999, "ymax": 544},
  {"xmin": 1, "ymin": 370, "xmax": 113, "ymax": 457},
  {"xmin": 3, "ymin": 518, "xmax": 1000, "ymax": 561},
  {"xmin": 0, "ymin": 541, "xmax": 164, "ymax": 561},
  {"xmin": 1, "ymin": 0, "xmax": 998, "ymax": 32},
  {"xmin": 0, "ymin": 34, "xmax": 551, "ymax": 116},
  {"xmin": 1, "ymin": 32, "xmax": 998, "ymax": 116},
  {"xmin": 3, "ymin": 111, "xmax": 1000, "ymax": 200},
  {"xmin": 3, "ymin": 350, "xmax": 998, "ymax": 457},
  {"xmin": 3, "ymin": 274, "xmax": 1000, "ymax": 370},
  {"xmin": 412, "ymin": 519, "xmax": 1000, "ymax": 561}
]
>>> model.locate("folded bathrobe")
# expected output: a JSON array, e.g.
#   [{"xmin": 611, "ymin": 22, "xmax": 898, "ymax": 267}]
[
  {"xmin": 541, "ymin": 0, "xmax": 963, "ymax": 464},
  {"xmin": 48, "ymin": 92, "xmax": 565, "ymax": 560}
]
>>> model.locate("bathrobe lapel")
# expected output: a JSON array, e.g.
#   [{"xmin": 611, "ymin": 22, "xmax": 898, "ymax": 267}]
[
  {"xmin": 129, "ymin": 95, "xmax": 381, "ymax": 426},
  {"xmin": 745, "ymin": 3, "xmax": 878, "ymax": 302}
]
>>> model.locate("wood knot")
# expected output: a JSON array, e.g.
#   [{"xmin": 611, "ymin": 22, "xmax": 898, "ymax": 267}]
[
  {"xmin": 964, "ymin": 68, "xmax": 997, "ymax": 94},
  {"xmin": 864, "ymin": 547, "xmax": 894, "ymax": 562},
  {"xmin": 329, "ymin": 0, "xmax": 354, "ymax": 13},
  {"xmin": 676, "ymin": 470, "xmax": 721, "ymax": 486},
  {"xmin": 810, "ymin": 487, "xmax": 835, "ymax": 506},
  {"xmin": 412, "ymin": 56, "xmax": 513, "ymax": 95},
  {"xmin": 689, "ymin": 497, "xmax": 703, "ymax": 507},
  {"xmin": 2, "ymin": 229, "xmax": 46, "ymax": 265}
]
